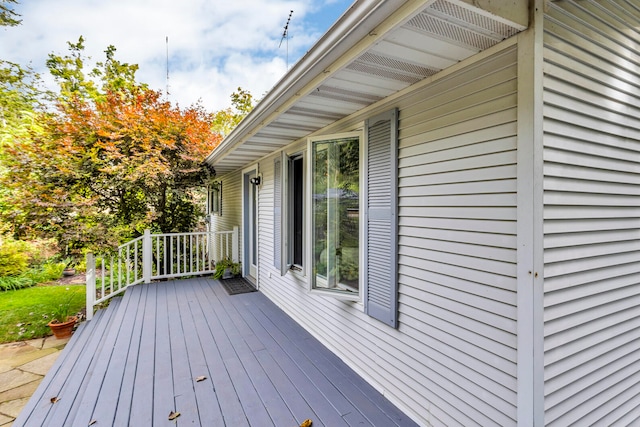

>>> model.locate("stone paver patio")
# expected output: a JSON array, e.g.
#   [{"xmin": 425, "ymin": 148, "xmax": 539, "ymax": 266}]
[{"xmin": 0, "ymin": 336, "xmax": 69, "ymax": 426}]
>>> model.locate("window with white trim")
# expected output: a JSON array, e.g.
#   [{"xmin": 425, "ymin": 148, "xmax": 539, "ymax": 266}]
[
  {"xmin": 274, "ymin": 152, "xmax": 305, "ymax": 275},
  {"xmin": 309, "ymin": 133, "xmax": 361, "ymax": 299},
  {"xmin": 275, "ymin": 108, "xmax": 399, "ymax": 328},
  {"xmin": 208, "ymin": 182, "xmax": 221, "ymax": 215},
  {"xmin": 307, "ymin": 109, "xmax": 399, "ymax": 326}
]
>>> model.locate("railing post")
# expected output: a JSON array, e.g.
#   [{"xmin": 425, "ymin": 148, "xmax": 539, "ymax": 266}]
[
  {"xmin": 143, "ymin": 229, "xmax": 152, "ymax": 284},
  {"xmin": 232, "ymin": 226, "xmax": 239, "ymax": 263},
  {"xmin": 212, "ymin": 232, "xmax": 218, "ymax": 265},
  {"xmin": 85, "ymin": 253, "xmax": 96, "ymax": 321}
]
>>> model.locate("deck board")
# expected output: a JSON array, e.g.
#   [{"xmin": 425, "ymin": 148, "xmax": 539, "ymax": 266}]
[
  {"xmin": 129, "ymin": 279, "xmax": 157, "ymax": 426},
  {"xmin": 152, "ymin": 280, "xmax": 175, "ymax": 425},
  {"xmin": 46, "ymin": 297, "xmax": 123, "ymax": 427},
  {"xmin": 167, "ymin": 281, "xmax": 201, "ymax": 426},
  {"xmin": 248, "ymin": 291, "xmax": 414, "ymax": 426},
  {"xmin": 112, "ymin": 282, "xmax": 147, "ymax": 427},
  {"xmin": 90, "ymin": 281, "xmax": 144, "ymax": 426},
  {"xmin": 15, "ymin": 305, "xmax": 110, "ymax": 425},
  {"xmin": 14, "ymin": 278, "xmax": 418, "ymax": 427}
]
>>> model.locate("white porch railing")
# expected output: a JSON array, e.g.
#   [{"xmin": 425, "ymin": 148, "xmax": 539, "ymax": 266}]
[{"xmin": 85, "ymin": 227, "xmax": 239, "ymax": 320}]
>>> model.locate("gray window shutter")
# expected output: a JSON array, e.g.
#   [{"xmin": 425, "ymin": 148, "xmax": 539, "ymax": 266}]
[
  {"xmin": 365, "ymin": 108, "xmax": 399, "ymax": 328},
  {"xmin": 274, "ymin": 158, "xmax": 281, "ymax": 270}
]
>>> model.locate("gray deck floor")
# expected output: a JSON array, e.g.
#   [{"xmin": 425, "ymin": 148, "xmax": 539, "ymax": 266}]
[{"xmin": 15, "ymin": 278, "xmax": 418, "ymax": 427}]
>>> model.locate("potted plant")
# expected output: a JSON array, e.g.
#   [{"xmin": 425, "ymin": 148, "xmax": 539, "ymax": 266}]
[
  {"xmin": 213, "ymin": 258, "xmax": 241, "ymax": 280},
  {"xmin": 60, "ymin": 255, "xmax": 78, "ymax": 277},
  {"xmin": 48, "ymin": 288, "xmax": 79, "ymax": 339}
]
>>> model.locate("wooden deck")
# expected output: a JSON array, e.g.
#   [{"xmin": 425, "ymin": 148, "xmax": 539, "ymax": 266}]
[{"xmin": 15, "ymin": 278, "xmax": 418, "ymax": 427}]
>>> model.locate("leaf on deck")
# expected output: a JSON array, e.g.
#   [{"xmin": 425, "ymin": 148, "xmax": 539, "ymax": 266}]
[
  {"xmin": 168, "ymin": 411, "xmax": 181, "ymax": 421},
  {"xmin": 195, "ymin": 375, "xmax": 207, "ymax": 382}
]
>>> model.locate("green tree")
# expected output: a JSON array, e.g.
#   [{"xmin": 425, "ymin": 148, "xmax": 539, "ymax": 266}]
[
  {"xmin": 0, "ymin": 0, "xmax": 20, "ymax": 27},
  {"xmin": 0, "ymin": 2, "xmax": 43, "ymax": 234},
  {"xmin": 1, "ymin": 39, "xmax": 220, "ymax": 258},
  {"xmin": 211, "ymin": 87, "xmax": 255, "ymax": 136},
  {"xmin": 0, "ymin": 61, "xmax": 42, "ymax": 147}
]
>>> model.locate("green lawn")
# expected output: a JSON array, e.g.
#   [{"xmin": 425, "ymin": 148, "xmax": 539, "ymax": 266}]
[{"xmin": 0, "ymin": 285, "xmax": 85, "ymax": 344}]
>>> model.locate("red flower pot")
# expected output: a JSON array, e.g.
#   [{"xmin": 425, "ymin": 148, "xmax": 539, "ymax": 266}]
[{"xmin": 48, "ymin": 316, "xmax": 77, "ymax": 339}]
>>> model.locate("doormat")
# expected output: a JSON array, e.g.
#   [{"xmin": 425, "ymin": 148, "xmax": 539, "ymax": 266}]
[{"xmin": 220, "ymin": 277, "xmax": 257, "ymax": 295}]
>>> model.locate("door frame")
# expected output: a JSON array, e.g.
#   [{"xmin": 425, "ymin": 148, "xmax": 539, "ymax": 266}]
[{"xmin": 242, "ymin": 165, "xmax": 259, "ymax": 283}]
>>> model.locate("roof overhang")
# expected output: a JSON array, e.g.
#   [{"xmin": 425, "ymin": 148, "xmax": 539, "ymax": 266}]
[{"xmin": 206, "ymin": 0, "xmax": 528, "ymax": 173}]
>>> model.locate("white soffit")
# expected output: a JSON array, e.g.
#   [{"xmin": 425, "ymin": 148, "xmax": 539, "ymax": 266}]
[{"xmin": 208, "ymin": 0, "xmax": 526, "ymax": 173}]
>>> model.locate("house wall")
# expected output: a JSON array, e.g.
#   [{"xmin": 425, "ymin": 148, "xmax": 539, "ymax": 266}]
[
  {"xmin": 253, "ymin": 44, "xmax": 520, "ymax": 426},
  {"xmin": 210, "ymin": 169, "xmax": 243, "ymax": 259},
  {"xmin": 541, "ymin": 2, "xmax": 640, "ymax": 426}
]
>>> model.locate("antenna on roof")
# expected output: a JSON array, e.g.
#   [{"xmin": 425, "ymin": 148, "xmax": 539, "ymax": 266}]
[
  {"xmin": 165, "ymin": 36, "xmax": 170, "ymax": 98},
  {"xmin": 279, "ymin": 10, "xmax": 293, "ymax": 69}
]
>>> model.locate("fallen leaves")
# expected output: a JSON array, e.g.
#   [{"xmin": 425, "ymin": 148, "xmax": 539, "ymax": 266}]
[
  {"xmin": 299, "ymin": 419, "xmax": 313, "ymax": 427},
  {"xmin": 195, "ymin": 375, "xmax": 207, "ymax": 382},
  {"xmin": 168, "ymin": 411, "xmax": 181, "ymax": 421},
  {"xmin": 89, "ymin": 419, "xmax": 97, "ymax": 425},
  {"xmin": 50, "ymin": 396, "xmax": 60, "ymax": 404}
]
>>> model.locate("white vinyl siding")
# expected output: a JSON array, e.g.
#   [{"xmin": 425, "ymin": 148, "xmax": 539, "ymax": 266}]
[
  {"xmin": 397, "ymin": 45, "xmax": 519, "ymax": 426},
  {"xmin": 256, "ymin": 45, "xmax": 519, "ymax": 427},
  {"xmin": 542, "ymin": 2, "xmax": 640, "ymax": 426},
  {"xmin": 210, "ymin": 169, "xmax": 243, "ymax": 258}
]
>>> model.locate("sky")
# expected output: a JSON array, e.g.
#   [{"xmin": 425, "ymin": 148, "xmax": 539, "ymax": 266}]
[{"xmin": 1, "ymin": 0, "xmax": 354, "ymax": 111}]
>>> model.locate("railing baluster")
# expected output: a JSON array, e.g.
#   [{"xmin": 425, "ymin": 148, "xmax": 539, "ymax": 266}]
[
  {"xmin": 118, "ymin": 248, "xmax": 122, "ymax": 292},
  {"xmin": 175, "ymin": 235, "xmax": 179, "ymax": 275},
  {"xmin": 155, "ymin": 236, "xmax": 159, "ymax": 278},
  {"xmin": 101, "ymin": 257, "xmax": 105, "ymax": 302},
  {"xmin": 126, "ymin": 244, "xmax": 130, "ymax": 286},
  {"xmin": 163, "ymin": 235, "xmax": 167, "ymax": 276},
  {"xmin": 202, "ymin": 234, "xmax": 206, "ymax": 270},
  {"xmin": 85, "ymin": 253, "xmax": 95, "ymax": 321},
  {"xmin": 88, "ymin": 230, "xmax": 237, "ymax": 317},
  {"xmin": 110, "ymin": 255, "xmax": 114, "ymax": 296},
  {"xmin": 195, "ymin": 235, "xmax": 199, "ymax": 272},
  {"xmin": 134, "ymin": 240, "xmax": 138, "ymax": 282}
]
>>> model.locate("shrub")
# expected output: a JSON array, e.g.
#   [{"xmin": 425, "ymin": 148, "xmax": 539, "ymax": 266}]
[
  {"xmin": 28, "ymin": 261, "xmax": 66, "ymax": 283},
  {"xmin": 0, "ymin": 276, "xmax": 32, "ymax": 291},
  {"xmin": 0, "ymin": 261, "xmax": 66, "ymax": 291},
  {"xmin": 0, "ymin": 238, "xmax": 32, "ymax": 276}
]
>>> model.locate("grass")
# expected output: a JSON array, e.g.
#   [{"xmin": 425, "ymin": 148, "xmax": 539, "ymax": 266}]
[{"xmin": 0, "ymin": 285, "xmax": 85, "ymax": 344}]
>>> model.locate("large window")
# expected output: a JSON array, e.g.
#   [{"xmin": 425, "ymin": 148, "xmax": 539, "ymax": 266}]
[
  {"xmin": 310, "ymin": 134, "xmax": 361, "ymax": 297},
  {"xmin": 276, "ymin": 109, "xmax": 398, "ymax": 327},
  {"xmin": 290, "ymin": 156, "xmax": 304, "ymax": 268},
  {"xmin": 274, "ymin": 152, "xmax": 305, "ymax": 274}
]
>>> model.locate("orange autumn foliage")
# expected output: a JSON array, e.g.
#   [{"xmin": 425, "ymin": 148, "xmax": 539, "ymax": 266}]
[{"xmin": 2, "ymin": 87, "xmax": 221, "ymax": 252}]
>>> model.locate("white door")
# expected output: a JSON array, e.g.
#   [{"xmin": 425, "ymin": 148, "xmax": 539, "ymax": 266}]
[{"xmin": 243, "ymin": 169, "xmax": 258, "ymax": 280}]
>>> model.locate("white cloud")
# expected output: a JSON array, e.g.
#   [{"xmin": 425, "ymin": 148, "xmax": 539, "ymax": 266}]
[{"xmin": 1, "ymin": 0, "xmax": 350, "ymax": 111}]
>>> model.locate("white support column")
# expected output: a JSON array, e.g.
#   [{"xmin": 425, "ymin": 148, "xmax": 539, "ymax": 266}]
[
  {"xmin": 143, "ymin": 229, "xmax": 152, "ymax": 284},
  {"xmin": 516, "ymin": 2, "xmax": 545, "ymax": 425},
  {"xmin": 232, "ymin": 226, "xmax": 239, "ymax": 263},
  {"xmin": 85, "ymin": 253, "xmax": 96, "ymax": 321}
]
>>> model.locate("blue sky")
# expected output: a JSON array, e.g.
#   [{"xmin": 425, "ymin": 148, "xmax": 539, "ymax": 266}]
[{"xmin": 1, "ymin": 0, "xmax": 353, "ymax": 111}]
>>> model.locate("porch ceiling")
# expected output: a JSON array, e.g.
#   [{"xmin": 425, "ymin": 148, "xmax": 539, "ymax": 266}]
[{"xmin": 206, "ymin": 0, "xmax": 527, "ymax": 174}]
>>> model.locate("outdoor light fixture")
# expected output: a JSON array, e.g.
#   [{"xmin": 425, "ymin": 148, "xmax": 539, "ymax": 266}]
[{"xmin": 250, "ymin": 176, "xmax": 261, "ymax": 186}]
